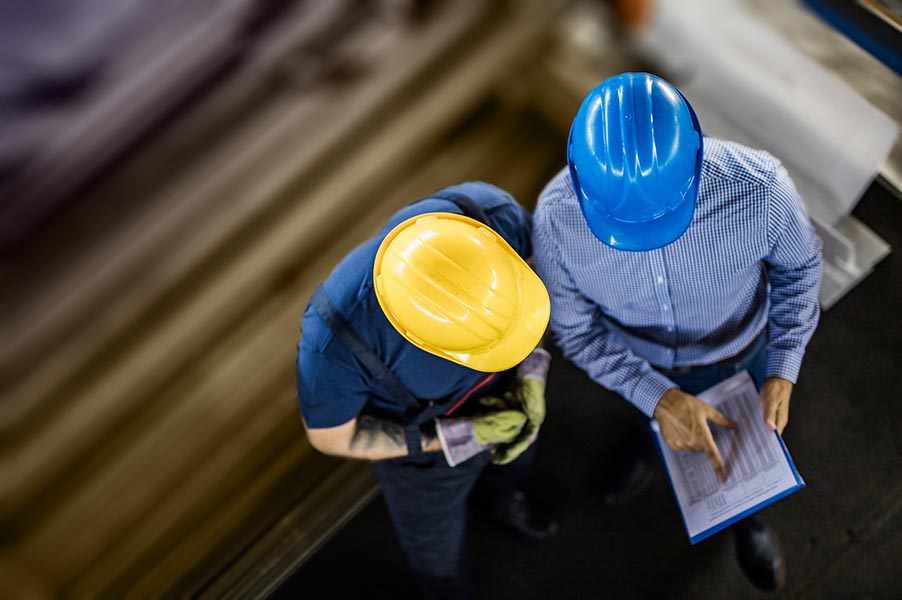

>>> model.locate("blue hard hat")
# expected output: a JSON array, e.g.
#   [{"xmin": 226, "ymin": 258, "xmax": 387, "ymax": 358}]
[{"xmin": 567, "ymin": 73, "xmax": 703, "ymax": 251}]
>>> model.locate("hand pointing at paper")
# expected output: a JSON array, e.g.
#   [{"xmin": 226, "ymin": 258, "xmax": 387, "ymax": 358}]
[{"xmin": 653, "ymin": 387, "xmax": 738, "ymax": 483}]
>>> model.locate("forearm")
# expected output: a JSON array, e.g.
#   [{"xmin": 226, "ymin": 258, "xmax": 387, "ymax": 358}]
[
  {"xmin": 555, "ymin": 321, "xmax": 674, "ymax": 416},
  {"xmin": 348, "ymin": 415, "xmax": 441, "ymax": 460},
  {"xmin": 306, "ymin": 416, "xmax": 441, "ymax": 461}
]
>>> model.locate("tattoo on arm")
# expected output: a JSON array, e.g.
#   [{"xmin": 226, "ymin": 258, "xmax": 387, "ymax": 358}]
[
  {"xmin": 350, "ymin": 415, "xmax": 405, "ymax": 452},
  {"xmin": 349, "ymin": 416, "xmax": 439, "ymax": 455}
]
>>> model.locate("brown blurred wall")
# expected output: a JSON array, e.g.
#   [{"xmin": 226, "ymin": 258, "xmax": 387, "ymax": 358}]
[{"xmin": 0, "ymin": 1, "xmax": 594, "ymax": 596}]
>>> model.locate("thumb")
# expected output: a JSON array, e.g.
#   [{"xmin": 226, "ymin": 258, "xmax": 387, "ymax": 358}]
[{"xmin": 761, "ymin": 393, "xmax": 779, "ymax": 431}]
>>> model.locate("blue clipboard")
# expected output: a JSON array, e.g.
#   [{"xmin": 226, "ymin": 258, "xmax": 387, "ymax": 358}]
[{"xmin": 651, "ymin": 420, "xmax": 805, "ymax": 545}]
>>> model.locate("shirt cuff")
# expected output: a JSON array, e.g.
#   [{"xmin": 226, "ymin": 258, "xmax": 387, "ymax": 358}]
[
  {"xmin": 435, "ymin": 418, "xmax": 490, "ymax": 467},
  {"xmin": 518, "ymin": 348, "xmax": 552, "ymax": 382},
  {"xmin": 765, "ymin": 348, "xmax": 804, "ymax": 384},
  {"xmin": 631, "ymin": 371, "xmax": 678, "ymax": 418}
]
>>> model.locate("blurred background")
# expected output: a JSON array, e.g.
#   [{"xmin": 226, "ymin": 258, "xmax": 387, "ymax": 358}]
[{"xmin": 1, "ymin": 0, "xmax": 900, "ymax": 598}]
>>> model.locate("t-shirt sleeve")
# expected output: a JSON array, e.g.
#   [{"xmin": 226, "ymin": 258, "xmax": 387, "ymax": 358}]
[
  {"xmin": 296, "ymin": 307, "xmax": 371, "ymax": 429},
  {"xmin": 440, "ymin": 181, "xmax": 533, "ymax": 259}
]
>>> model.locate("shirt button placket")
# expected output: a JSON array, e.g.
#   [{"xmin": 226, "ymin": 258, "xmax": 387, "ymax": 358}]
[{"xmin": 651, "ymin": 251, "xmax": 675, "ymax": 365}]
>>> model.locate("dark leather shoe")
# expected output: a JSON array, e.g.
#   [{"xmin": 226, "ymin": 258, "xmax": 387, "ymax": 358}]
[
  {"xmin": 601, "ymin": 435, "xmax": 655, "ymax": 506},
  {"xmin": 491, "ymin": 490, "xmax": 558, "ymax": 540},
  {"xmin": 733, "ymin": 515, "xmax": 786, "ymax": 591}
]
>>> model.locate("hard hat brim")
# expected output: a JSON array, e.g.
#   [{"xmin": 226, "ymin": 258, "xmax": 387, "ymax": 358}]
[{"xmin": 576, "ymin": 174, "xmax": 699, "ymax": 252}]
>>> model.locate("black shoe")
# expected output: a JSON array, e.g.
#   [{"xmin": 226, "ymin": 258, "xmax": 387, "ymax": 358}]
[
  {"xmin": 601, "ymin": 435, "xmax": 655, "ymax": 506},
  {"xmin": 491, "ymin": 490, "xmax": 559, "ymax": 541},
  {"xmin": 733, "ymin": 515, "xmax": 786, "ymax": 591}
]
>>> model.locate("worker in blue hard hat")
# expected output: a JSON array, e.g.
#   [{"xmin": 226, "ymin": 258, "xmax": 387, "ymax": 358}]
[{"xmin": 533, "ymin": 72, "xmax": 823, "ymax": 591}]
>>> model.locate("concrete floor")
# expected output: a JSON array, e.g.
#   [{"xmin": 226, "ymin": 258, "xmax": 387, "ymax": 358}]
[{"xmin": 278, "ymin": 181, "xmax": 901, "ymax": 599}]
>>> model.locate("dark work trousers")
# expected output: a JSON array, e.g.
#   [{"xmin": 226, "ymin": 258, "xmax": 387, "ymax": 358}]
[{"xmin": 371, "ymin": 442, "xmax": 536, "ymax": 600}]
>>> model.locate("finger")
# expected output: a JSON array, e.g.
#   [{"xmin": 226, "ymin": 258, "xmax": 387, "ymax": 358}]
[
  {"xmin": 762, "ymin": 394, "xmax": 778, "ymax": 431},
  {"xmin": 490, "ymin": 446, "xmax": 510, "ymax": 465},
  {"xmin": 664, "ymin": 436, "xmax": 687, "ymax": 452},
  {"xmin": 663, "ymin": 428, "xmax": 695, "ymax": 452},
  {"xmin": 776, "ymin": 398, "xmax": 790, "ymax": 435},
  {"xmin": 479, "ymin": 395, "xmax": 506, "ymax": 409},
  {"xmin": 505, "ymin": 424, "xmax": 532, "ymax": 448},
  {"xmin": 706, "ymin": 406, "xmax": 737, "ymax": 429},
  {"xmin": 501, "ymin": 410, "xmax": 528, "ymax": 428},
  {"xmin": 496, "ymin": 436, "xmax": 528, "ymax": 465},
  {"xmin": 495, "ymin": 448, "xmax": 518, "ymax": 465},
  {"xmin": 701, "ymin": 424, "xmax": 727, "ymax": 483}
]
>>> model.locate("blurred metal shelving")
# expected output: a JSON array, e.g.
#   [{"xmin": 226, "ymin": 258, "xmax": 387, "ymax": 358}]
[{"xmin": 1, "ymin": 1, "xmax": 572, "ymax": 597}]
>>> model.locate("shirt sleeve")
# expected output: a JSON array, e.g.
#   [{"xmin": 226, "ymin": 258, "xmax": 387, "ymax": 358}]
[
  {"xmin": 441, "ymin": 181, "xmax": 533, "ymax": 259},
  {"xmin": 764, "ymin": 163, "xmax": 823, "ymax": 383},
  {"xmin": 296, "ymin": 306, "xmax": 371, "ymax": 429},
  {"xmin": 532, "ymin": 194, "xmax": 676, "ymax": 417}
]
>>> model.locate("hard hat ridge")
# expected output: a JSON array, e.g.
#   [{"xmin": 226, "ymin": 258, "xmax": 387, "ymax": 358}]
[
  {"xmin": 374, "ymin": 212, "xmax": 550, "ymax": 371},
  {"xmin": 568, "ymin": 72, "xmax": 703, "ymax": 251}
]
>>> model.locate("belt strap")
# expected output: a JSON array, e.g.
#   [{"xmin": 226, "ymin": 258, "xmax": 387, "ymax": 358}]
[
  {"xmin": 658, "ymin": 329, "xmax": 767, "ymax": 375},
  {"xmin": 411, "ymin": 190, "xmax": 489, "ymax": 224}
]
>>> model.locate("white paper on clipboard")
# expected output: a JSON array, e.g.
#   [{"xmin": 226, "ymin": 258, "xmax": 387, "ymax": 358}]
[{"xmin": 651, "ymin": 371, "xmax": 805, "ymax": 544}]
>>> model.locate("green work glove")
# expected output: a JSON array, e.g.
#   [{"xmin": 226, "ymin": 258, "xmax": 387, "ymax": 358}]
[
  {"xmin": 491, "ymin": 348, "xmax": 551, "ymax": 465},
  {"xmin": 472, "ymin": 410, "xmax": 528, "ymax": 444},
  {"xmin": 436, "ymin": 404, "xmax": 526, "ymax": 467}
]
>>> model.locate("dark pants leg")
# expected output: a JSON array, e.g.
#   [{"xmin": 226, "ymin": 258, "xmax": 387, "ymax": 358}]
[
  {"xmin": 473, "ymin": 443, "xmax": 536, "ymax": 508},
  {"xmin": 372, "ymin": 446, "xmax": 534, "ymax": 600}
]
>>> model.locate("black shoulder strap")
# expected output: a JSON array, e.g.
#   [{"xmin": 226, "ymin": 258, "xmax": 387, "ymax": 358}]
[
  {"xmin": 310, "ymin": 285, "xmax": 425, "ymax": 456},
  {"xmin": 412, "ymin": 190, "xmax": 490, "ymax": 225}
]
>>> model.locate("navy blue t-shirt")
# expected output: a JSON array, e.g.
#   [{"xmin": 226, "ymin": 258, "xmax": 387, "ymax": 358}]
[{"xmin": 296, "ymin": 182, "xmax": 533, "ymax": 429}]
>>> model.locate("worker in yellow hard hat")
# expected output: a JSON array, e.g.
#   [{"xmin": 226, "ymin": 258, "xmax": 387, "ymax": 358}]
[{"xmin": 297, "ymin": 182, "xmax": 557, "ymax": 600}]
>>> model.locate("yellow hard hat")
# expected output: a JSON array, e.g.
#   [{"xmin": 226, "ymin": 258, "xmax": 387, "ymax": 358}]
[{"xmin": 373, "ymin": 212, "xmax": 550, "ymax": 372}]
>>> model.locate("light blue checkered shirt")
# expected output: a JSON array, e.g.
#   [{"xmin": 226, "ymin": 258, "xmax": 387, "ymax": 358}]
[{"xmin": 533, "ymin": 138, "xmax": 823, "ymax": 417}]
